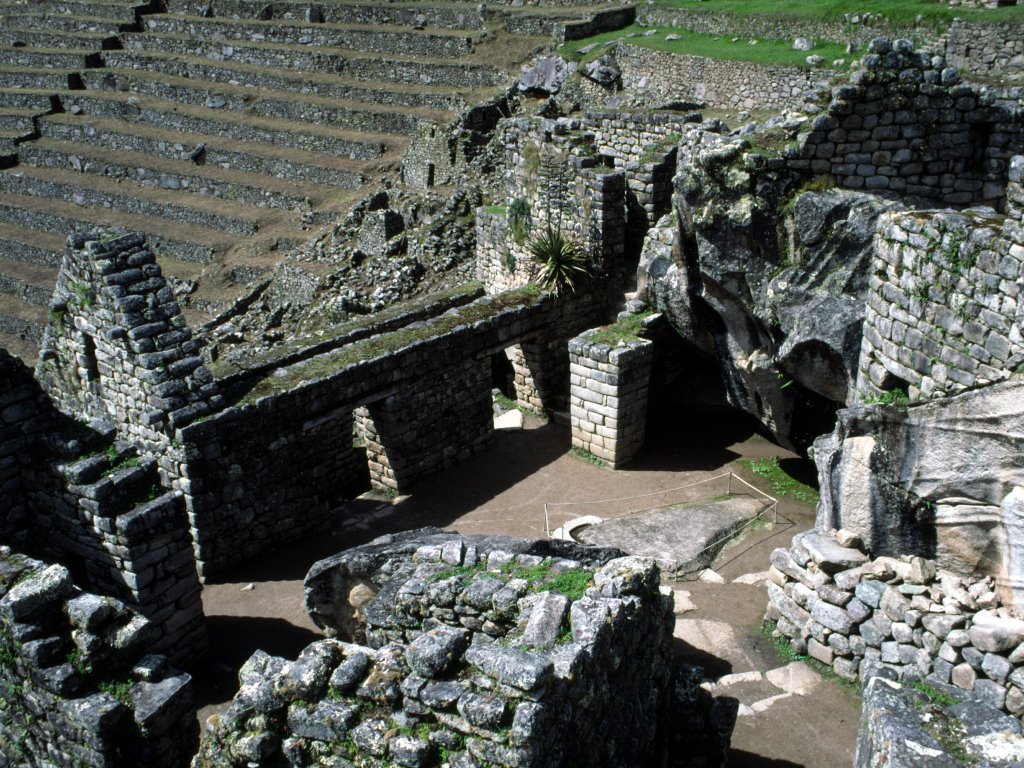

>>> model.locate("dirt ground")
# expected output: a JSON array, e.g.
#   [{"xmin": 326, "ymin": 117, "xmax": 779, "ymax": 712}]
[{"xmin": 197, "ymin": 407, "xmax": 861, "ymax": 767}]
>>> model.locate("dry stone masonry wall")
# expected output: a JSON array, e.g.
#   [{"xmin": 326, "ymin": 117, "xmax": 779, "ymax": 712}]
[
  {"xmin": 793, "ymin": 38, "xmax": 1024, "ymax": 206},
  {"xmin": 0, "ymin": 548, "xmax": 197, "ymax": 768},
  {"xmin": 197, "ymin": 531, "xmax": 674, "ymax": 768},
  {"xmin": 945, "ymin": 19, "xmax": 1024, "ymax": 81},
  {"xmin": 616, "ymin": 45, "xmax": 833, "ymax": 114},
  {"xmin": 858, "ymin": 155, "xmax": 1024, "ymax": 400},
  {"xmin": 766, "ymin": 527, "xmax": 1024, "ymax": 724}
]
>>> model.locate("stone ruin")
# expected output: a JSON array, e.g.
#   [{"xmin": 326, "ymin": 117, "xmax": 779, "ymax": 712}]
[{"xmin": 191, "ymin": 530, "xmax": 712, "ymax": 768}]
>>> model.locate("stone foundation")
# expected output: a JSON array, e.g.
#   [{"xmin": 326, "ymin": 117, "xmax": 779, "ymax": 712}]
[{"xmin": 766, "ymin": 527, "xmax": 1024, "ymax": 722}]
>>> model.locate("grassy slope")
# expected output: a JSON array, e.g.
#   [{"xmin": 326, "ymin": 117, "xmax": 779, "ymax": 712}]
[
  {"xmin": 559, "ymin": 23, "xmax": 848, "ymax": 69},
  {"xmin": 650, "ymin": 0, "xmax": 1024, "ymax": 26}
]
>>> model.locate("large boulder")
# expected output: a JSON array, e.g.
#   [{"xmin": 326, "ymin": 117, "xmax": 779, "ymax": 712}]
[
  {"xmin": 814, "ymin": 378, "xmax": 1024, "ymax": 603},
  {"xmin": 639, "ymin": 123, "xmax": 903, "ymax": 449},
  {"xmin": 518, "ymin": 56, "xmax": 574, "ymax": 95}
]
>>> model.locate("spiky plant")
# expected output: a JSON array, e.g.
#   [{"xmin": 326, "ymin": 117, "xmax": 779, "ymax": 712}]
[{"xmin": 528, "ymin": 226, "xmax": 589, "ymax": 294}]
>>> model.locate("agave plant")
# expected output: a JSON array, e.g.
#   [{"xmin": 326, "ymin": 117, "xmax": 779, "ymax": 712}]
[{"xmin": 528, "ymin": 225, "xmax": 589, "ymax": 294}]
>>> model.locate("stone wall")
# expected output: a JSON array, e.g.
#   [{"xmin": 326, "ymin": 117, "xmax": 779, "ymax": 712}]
[
  {"xmin": 945, "ymin": 19, "xmax": 1024, "ymax": 80},
  {"xmin": 476, "ymin": 115, "xmax": 628, "ymax": 296},
  {"xmin": 792, "ymin": 38, "xmax": 1023, "ymax": 207},
  {"xmin": 196, "ymin": 532, "xmax": 674, "ymax": 768},
  {"xmin": 766, "ymin": 527, "xmax": 1024, "ymax": 723},
  {"xmin": 813, "ymin": 381, "xmax": 1024, "ymax": 604},
  {"xmin": 616, "ymin": 44, "xmax": 833, "ymax": 113},
  {"xmin": 0, "ymin": 348, "xmax": 49, "ymax": 545},
  {"xmin": 568, "ymin": 327, "xmax": 653, "ymax": 467},
  {"xmin": 178, "ymin": 288, "xmax": 608, "ymax": 576},
  {"xmin": 0, "ymin": 548, "xmax": 197, "ymax": 767},
  {"xmin": 857, "ymin": 156, "xmax": 1024, "ymax": 400},
  {"xmin": 35, "ymin": 231, "xmax": 222, "ymax": 455},
  {"xmin": 636, "ymin": 6, "xmax": 920, "ymax": 47}
]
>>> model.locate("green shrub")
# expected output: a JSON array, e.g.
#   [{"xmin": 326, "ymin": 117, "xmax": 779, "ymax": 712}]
[{"xmin": 508, "ymin": 198, "xmax": 531, "ymax": 245}]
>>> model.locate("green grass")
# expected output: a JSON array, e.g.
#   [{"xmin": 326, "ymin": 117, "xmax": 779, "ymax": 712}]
[
  {"xmin": 484, "ymin": 205, "xmax": 507, "ymax": 215},
  {"xmin": 560, "ymin": 23, "xmax": 847, "ymax": 68},
  {"xmin": 585, "ymin": 312, "xmax": 653, "ymax": 346},
  {"xmin": 739, "ymin": 456, "xmax": 819, "ymax": 507},
  {"xmin": 568, "ymin": 447, "xmax": 608, "ymax": 469},
  {"xmin": 651, "ymin": 0, "xmax": 1024, "ymax": 26},
  {"xmin": 493, "ymin": 391, "xmax": 548, "ymax": 423},
  {"xmin": 429, "ymin": 559, "xmax": 593, "ymax": 602},
  {"xmin": 98, "ymin": 679, "xmax": 135, "ymax": 707},
  {"xmin": 759, "ymin": 622, "xmax": 860, "ymax": 694}
]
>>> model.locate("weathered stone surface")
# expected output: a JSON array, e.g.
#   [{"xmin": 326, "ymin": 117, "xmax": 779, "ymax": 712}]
[
  {"xmin": 404, "ymin": 627, "xmax": 469, "ymax": 678},
  {"xmin": 802, "ymin": 533, "xmax": 869, "ymax": 573},
  {"xmin": 518, "ymin": 56, "xmax": 574, "ymax": 95}
]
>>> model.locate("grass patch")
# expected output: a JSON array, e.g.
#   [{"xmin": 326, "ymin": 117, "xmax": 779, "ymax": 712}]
[
  {"xmin": 910, "ymin": 681, "xmax": 959, "ymax": 709},
  {"xmin": 484, "ymin": 205, "xmax": 507, "ymax": 215},
  {"xmin": 560, "ymin": 23, "xmax": 847, "ymax": 68},
  {"xmin": 738, "ymin": 456, "xmax": 819, "ymax": 507},
  {"xmin": 650, "ymin": 0, "xmax": 1024, "ymax": 27},
  {"xmin": 861, "ymin": 387, "xmax": 910, "ymax": 407},
  {"xmin": 493, "ymin": 391, "xmax": 548, "ymax": 423},
  {"xmin": 585, "ymin": 312, "xmax": 653, "ymax": 346},
  {"xmin": 568, "ymin": 447, "xmax": 607, "ymax": 469},
  {"xmin": 98, "ymin": 679, "xmax": 135, "ymax": 707},
  {"xmin": 909, "ymin": 682, "xmax": 976, "ymax": 765},
  {"xmin": 429, "ymin": 559, "xmax": 593, "ymax": 602},
  {"xmin": 759, "ymin": 622, "xmax": 860, "ymax": 694}
]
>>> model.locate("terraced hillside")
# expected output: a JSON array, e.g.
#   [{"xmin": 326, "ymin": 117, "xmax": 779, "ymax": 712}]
[{"xmin": 0, "ymin": 0, "xmax": 629, "ymax": 363}]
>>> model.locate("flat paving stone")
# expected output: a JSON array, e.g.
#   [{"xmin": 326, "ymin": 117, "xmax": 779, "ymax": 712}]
[{"xmin": 577, "ymin": 497, "xmax": 765, "ymax": 577}]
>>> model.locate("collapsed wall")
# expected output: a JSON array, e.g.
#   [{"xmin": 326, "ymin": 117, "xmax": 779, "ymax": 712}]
[
  {"xmin": 766, "ymin": 525, "xmax": 1024, "ymax": 726},
  {"xmin": 0, "ymin": 547, "xmax": 197, "ymax": 767},
  {"xmin": 197, "ymin": 531, "xmax": 676, "ymax": 768}
]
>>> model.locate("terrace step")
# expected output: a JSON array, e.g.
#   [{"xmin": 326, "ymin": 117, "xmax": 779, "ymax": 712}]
[
  {"xmin": 166, "ymin": 0, "xmax": 485, "ymax": 30},
  {"xmin": 0, "ymin": 108, "xmax": 43, "ymax": 133},
  {"xmin": 0, "ymin": 129, "xmax": 34, "ymax": 155},
  {"xmin": 0, "ymin": 328, "xmax": 40, "ymax": 363},
  {"xmin": 77, "ymin": 69, "xmax": 441, "ymax": 135},
  {"xmin": 18, "ymin": 137, "xmax": 342, "ymax": 212},
  {"xmin": 0, "ymin": 11, "xmax": 134, "ymax": 34},
  {"xmin": 38, "ymin": 113, "xmax": 366, "ymax": 190},
  {"xmin": 0, "ymin": 221, "xmax": 64, "ymax": 268},
  {"xmin": 0, "ymin": 250, "xmax": 56, "ymax": 307},
  {"xmin": 0, "ymin": 166, "xmax": 264, "ymax": 237},
  {"xmin": 118, "ymin": 32, "xmax": 506, "ymax": 87},
  {"xmin": 0, "ymin": 26, "xmax": 121, "ymax": 50},
  {"xmin": 0, "ymin": 67, "xmax": 84, "ymax": 91},
  {"xmin": 0, "ymin": 190, "xmax": 226, "ymax": 264},
  {"xmin": 37, "ymin": 0, "xmax": 152, "ymax": 23},
  {"xmin": 0, "ymin": 90, "xmax": 60, "ymax": 112},
  {"xmin": 100, "ymin": 50, "xmax": 472, "ymax": 112},
  {"xmin": 0, "ymin": 46, "xmax": 104, "ymax": 69},
  {"xmin": 0, "ymin": 292, "xmax": 47, "ymax": 351},
  {"xmin": 139, "ymin": 14, "xmax": 475, "ymax": 58},
  {"xmin": 56, "ymin": 88, "xmax": 391, "ymax": 159}
]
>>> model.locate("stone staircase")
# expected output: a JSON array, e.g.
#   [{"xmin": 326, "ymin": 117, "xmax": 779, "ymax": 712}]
[{"xmin": 0, "ymin": 0, "xmax": 629, "ymax": 362}]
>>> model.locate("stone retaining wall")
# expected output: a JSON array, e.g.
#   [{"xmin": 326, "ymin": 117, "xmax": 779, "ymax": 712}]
[
  {"xmin": 636, "ymin": 6, "xmax": 922, "ymax": 47},
  {"xmin": 946, "ymin": 19, "xmax": 1024, "ymax": 80},
  {"xmin": 0, "ymin": 548, "xmax": 198, "ymax": 767},
  {"xmin": 766, "ymin": 527, "xmax": 1024, "ymax": 722},
  {"xmin": 141, "ymin": 16, "xmax": 475, "ymax": 58},
  {"xmin": 568, "ymin": 328, "xmax": 653, "ymax": 467},
  {"xmin": 857, "ymin": 156, "xmax": 1024, "ymax": 400},
  {"xmin": 195, "ymin": 533, "xmax": 674, "ymax": 768},
  {"xmin": 616, "ymin": 44, "xmax": 833, "ymax": 113}
]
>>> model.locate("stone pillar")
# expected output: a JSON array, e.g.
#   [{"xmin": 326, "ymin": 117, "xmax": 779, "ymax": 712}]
[
  {"xmin": 360, "ymin": 356, "xmax": 493, "ymax": 493},
  {"xmin": 1001, "ymin": 487, "xmax": 1024, "ymax": 609},
  {"xmin": 510, "ymin": 340, "xmax": 568, "ymax": 413},
  {"xmin": 568, "ymin": 331, "xmax": 653, "ymax": 468}
]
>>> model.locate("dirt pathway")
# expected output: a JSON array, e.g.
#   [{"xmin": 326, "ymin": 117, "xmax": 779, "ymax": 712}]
[{"xmin": 196, "ymin": 408, "xmax": 861, "ymax": 766}]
